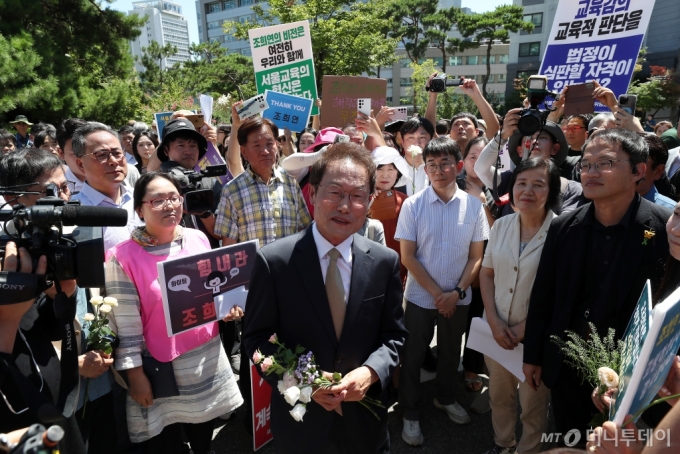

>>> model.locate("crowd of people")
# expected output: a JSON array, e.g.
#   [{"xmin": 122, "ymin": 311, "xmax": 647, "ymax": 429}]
[{"xmin": 1, "ymin": 74, "xmax": 680, "ymax": 454}]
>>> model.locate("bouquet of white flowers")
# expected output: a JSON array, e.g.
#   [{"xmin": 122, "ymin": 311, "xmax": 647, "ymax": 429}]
[{"xmin": 253, "ymin": 334, "xmax": 384, "ymax": 422}]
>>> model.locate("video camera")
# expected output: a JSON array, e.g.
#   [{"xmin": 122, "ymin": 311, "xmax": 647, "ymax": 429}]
[
  {"xmin": 426, "ymin": 74, "xmax": 464, "ymax": 93},
  {"xmin": 517, "ymin": 75, "xmax": 557, "ymax": 136},
  {"xmin": 160, "ymin": 162, "xmax": 227, "ymax": 215},
  {"xmin": 0, "ymin": 184, "xmax": 128, "ymax": 303}
]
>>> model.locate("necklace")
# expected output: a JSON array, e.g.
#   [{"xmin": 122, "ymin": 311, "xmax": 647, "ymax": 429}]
[{"xmin": 520, "ymin": 225, "xmax": 540, "ymax": 240}]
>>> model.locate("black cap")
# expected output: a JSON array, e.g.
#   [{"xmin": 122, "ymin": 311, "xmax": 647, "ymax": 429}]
[
  {"xmin": 157, "ymin": 118, "xmax": 208, "ymax": 162},
  {"xmin": 384, "ymin": 119, "xmax": 405, "ymax": 135},
  {"xmin": 507, "ymin": 121, "xmax": 569, "ymax": 166}
]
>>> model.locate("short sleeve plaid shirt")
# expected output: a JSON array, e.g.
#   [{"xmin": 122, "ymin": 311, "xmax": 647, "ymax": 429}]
[{"xmin": 214, "ymin": 167, "xmax": 312, "ymax": 247}]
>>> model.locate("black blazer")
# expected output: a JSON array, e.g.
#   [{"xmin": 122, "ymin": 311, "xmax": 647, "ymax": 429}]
[
  {"xmin": 523, "ymin": 197, "xmax": 671, "ymax": 388},
  {"xmin": 243, "ymin": 226, "xmax": 407, "ymax": 454}
]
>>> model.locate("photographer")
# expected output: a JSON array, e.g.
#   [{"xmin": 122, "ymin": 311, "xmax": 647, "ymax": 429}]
[
  {"xmin": 156, "ymin": 118, "xmax": 222, "ymax": 249},
  {"xmin": 0, "ymin": 148, "xmax": 118, "ymax": 453},
  {"xmin": 0, "ymin": 150, "xmax": 84, "ymax": 453}
]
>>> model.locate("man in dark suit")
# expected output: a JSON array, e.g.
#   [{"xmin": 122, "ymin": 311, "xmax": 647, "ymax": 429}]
[
  {"xmin": 523, "ymin": 128, "xmax": 671, "ymax": 446},
  {"xmin": 243, "ymin": 143, "xmax": 407, "ymax": 454}
]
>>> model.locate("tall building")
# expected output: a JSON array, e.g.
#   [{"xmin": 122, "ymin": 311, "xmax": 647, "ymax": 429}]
[
  {"xmin": 196, "ymin": 0, "xmax": 259, "ymax": 55},
  {"xmin": 504, "ymin": 0, "xmax": 680, "ymax": 101},
  {"xmin": 129, "ymin": 1, "xmax": 192, "ymax": 72}
]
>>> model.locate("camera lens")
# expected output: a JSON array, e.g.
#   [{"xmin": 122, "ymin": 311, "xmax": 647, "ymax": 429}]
[
  {"xmin": 620, "ymin": 96, "xmax": 629, "ymax": 104},
  {"xmin": 517, "ymin": 111, "xmax": 543, "ymax": 137}
]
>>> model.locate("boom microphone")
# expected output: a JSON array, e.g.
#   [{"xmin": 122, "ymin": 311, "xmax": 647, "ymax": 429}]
[{"xmin": 60, "ymin": 205, "xmax": 128, "ymax": 227}]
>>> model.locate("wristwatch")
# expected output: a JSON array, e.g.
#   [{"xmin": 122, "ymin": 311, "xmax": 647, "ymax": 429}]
[{"xmin": 454, "ymin": 286, "xmax": 466, "ymax": 300}]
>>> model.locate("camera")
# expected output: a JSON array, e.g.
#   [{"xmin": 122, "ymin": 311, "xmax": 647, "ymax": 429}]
[
  {"xmin": 160, "ymin": 162, "xmax": 227, "ymax": 215},
  {"xmin": 0, "ymin": 185, "xmax": 128, "ymax": 302},
  {"xmin": 426, "ymin": 74, "xmax": 464, "ymax": 93},
  {"xmin": 517, "ymin": 75, "xmax": 557, "ymax": 136}
]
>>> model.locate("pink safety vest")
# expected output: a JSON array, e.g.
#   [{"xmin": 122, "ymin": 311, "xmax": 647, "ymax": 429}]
[{"xmin": 107, "ymin": 229, "xmax": 219, "ymax": 362}]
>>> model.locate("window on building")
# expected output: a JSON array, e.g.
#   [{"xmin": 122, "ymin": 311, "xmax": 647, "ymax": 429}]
[
  {"xmin": 400, "ymin": 77, "xmax": 413, "ymax": 87},
  {"xmin": 467, "ymin": 56, "xmax": 479, "ymax": 65},
  {"xmin": 223, "ymin": 0, "xmax": 236, "ymax": 9},
  {"xmin": 450, "ymin": 56, "xmax": 463, "ymax": 66},
  {"xmin": 498, "ymin": 54, "xmax": 509, "ymax": 64},
  {"xmin": 497, "ymin": 74, "xmax": 506, "ymax": 82},
  {"xmin": 481, "ymin": 55, "xmax": 496, "ymax": 65},
  {"xmin": 206, "ymin": 1, "xmax": 221, "ymax": 13},
  {"xmin": 207, "ymin": 20, "xmax": 221, "ymax": 30},
  {"xmin": 519, "ymin": 42, "xmax": 540, "ymax": 57},
  {"xmin": 387, "ymin": 78, "xmax": 393, "ymax": 86},
  {"xmin": 210, "ymin": 36, "xmax": 224, "ymax": 43},
  {"xmin": 486, "ymin": 74, "xmax": 495, "ymax": 83},
  {"xmin": 386, "ymin": 97, "xmax": 393, "ymax": 104},
  {"xmin": 400, "ymin": 58, "xmax": 411, "ymax": 68},
  {"xmin": 523, "ymin": 13, "xmax": 543, "ymax": 28},
  {"xmin": 432, "ymin": 57, "xmax": 444, "ymax": 67},
  {"xmin": 240, "ymin": 0, "xmax": 253, "ymax": 6}
]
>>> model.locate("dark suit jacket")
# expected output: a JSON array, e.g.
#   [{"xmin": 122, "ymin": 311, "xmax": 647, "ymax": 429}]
[
  {"xmin": 523, "ymin": 196, "xmax": 671, "ymax": 389},
  {"xmin": 243, "ymin": 226, "xmax": 407, "ymax": 454}
]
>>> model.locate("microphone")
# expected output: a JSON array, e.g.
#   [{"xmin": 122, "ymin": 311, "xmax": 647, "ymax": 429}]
[{"xmin": 59, "ymin": 205, "xmax": 128, "ymax": 227}]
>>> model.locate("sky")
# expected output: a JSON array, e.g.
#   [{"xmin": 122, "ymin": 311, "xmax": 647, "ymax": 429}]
[{"xmin": 109, "ymin": 0, "xmax": 511, "ymax": 45}]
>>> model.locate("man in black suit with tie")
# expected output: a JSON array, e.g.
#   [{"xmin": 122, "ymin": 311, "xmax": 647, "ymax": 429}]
[
  {"xmin": 523, "ymin": 128, "xmax": 670, "ymax": 446},
  {"xmin": 243, "ymin": 143, "xmax": 407, "ymax": 453}
]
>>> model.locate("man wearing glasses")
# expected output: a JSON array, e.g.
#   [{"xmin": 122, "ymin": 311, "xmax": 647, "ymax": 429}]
[
  {"xmin": 523, "ymin": 128, "xmax": 671, "ymax": 447},
  {"xmin": 70, "ymin": 122, "xmax": 142, "ymax": 252},
  {"xmin": 243, "ymin": 143, "xmax": 407, "ymax": 453},
  {"xmin": 396, "ymin": 137, "xmax": 489, "ymax": 446}
]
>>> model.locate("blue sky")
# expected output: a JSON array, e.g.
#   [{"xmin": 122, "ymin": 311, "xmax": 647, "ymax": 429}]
[{"xmin": 108, "ymin": 0, "xmax": 510, "ymax": 45}]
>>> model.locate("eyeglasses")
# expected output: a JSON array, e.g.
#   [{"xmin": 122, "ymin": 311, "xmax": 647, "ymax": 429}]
[
  {"xmin": 577, "ymin": 159, "xmax": 630, "ymax": 174},
  {"xmin": 142, "ymin": 195, "xmax": 184, "ymax": 209},
  {"xmin": 425, "ymin": 162, "xmax": 455, "ymax": 174},
  {"xmin": 37, "ymin": 181, "xmax": 76, "ymax": 197},
  {"xmin": 82, "ymin": 149, "xmax": 126, "ymax": 163},
  {"xmin": 563, "ymin": 126, "xmax": 585, "ymax": 133},
  {"xmin": 318, "ymin": 184, "xmax": 369, "ymax": 207}
]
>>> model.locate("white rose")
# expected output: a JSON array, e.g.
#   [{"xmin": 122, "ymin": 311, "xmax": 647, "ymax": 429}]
[
  {"xmin": 277, "ymin": 380, "xmax": 287, "ymax": 395},
  {"xmin": 103, "ymin": 297, "xmax": 118, "ymax": 307},
  {"xmin": 283, "ymin": 371, "xmax": 298, "ymax": 389},
  {"xmin": 289, "ymin": 403, "xmax": 306, "ymax": 422},
  {"xmin": 283, "ymin": 386, "xmax": 300, "ymax": 406},
  {"xmin": 407, "ymin": 145, "xmax": 423, "ymax": 156},
  {"xmin": 99, "ymin": 304, "xmax": 112, "ymax": 314},
  {"xmin": 598, "ymin": 367, "xmax": 619, "ymax": 389},
  {"xmin": 299, "ymin": 386, "xmax": 312, "ymax": 404},
  {"xmin": 83, "ymin": 313, "xmax": 95, "ymax": 322},
  {"xmin": 90, "ymin": 296, "xmax": 103, "ymax": 306}
]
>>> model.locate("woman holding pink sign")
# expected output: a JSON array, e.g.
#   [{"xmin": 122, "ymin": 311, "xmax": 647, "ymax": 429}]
[{"xmin": 105, "ymin": 172, "xmax": 243, "ymax": 453}]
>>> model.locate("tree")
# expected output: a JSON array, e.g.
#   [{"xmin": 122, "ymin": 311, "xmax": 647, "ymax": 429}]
[
  {"xmin": 387, "ymin": 0, "xmax": 439, "ymax": 64},
  {"xmin": 423, "ymin": 7, "xmax": 460, "ymax": 74},
  {"xmin": 628, "ymin": 67, "xmax": 680, "ymax": 119},
  {"xmin": 0, "ymin": 0, "xmax": 146, "ymax": 126},
  {"xmin": 458, "ymin": 5, "xmax": 534, "ymax": 97},
  {"xmin": 225, "ymin": 0, "xmax": 400, "ymax": 90},
  {"xmin": 138, "ymin": 41, "xmax": 178, "ymax": 92}
]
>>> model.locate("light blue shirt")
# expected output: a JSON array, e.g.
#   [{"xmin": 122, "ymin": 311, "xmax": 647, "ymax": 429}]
[
  {"xmin": 395, "ymin": 186, "xmax": 489, "ymax": 309},
  {"xmin": 71, "ymin": 181, "xmax": 142, "ymax": 252},
  {"xmin": 642, "ymin": 185, "xmax": 676, "ymax": 210}
]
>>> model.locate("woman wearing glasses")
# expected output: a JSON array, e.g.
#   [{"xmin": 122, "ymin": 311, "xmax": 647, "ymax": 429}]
[{"xmin": 105, "ymin": 172, "xmax": 243, "ymax": 453}]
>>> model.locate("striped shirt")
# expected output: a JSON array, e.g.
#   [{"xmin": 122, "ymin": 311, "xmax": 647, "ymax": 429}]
[
  {"xmin": 214, "ymin": 166, "xmax": 311, "ymax": 247},
  {"xmin": 395, "ymin": 185, "xmax": 489, "ymax": 309}
]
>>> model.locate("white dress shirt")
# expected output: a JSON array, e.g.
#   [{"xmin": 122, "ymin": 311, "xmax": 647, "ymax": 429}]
[
  {"xmin": 71, "ymin": 181, "xmax": 143, "ymax": 252},
  {"xmin": 312, "ymin": 223, "xmax": 353, "ymax": 304},
  {"xmin": 64, "ymin": 165, "xmax": 85, "ymax": 193}
]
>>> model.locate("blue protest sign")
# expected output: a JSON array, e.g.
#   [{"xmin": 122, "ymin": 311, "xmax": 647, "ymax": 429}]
[
  {"xmin": 262, "ymin": 90, "xmax": 313, "ymax": 133},
  {"xmin": 539, "ymin": 0, "xmax": 655, "ymax": 112},
  {"xmin": 154, "ymin": 111, "xmax": 174, "ymax": 138}
]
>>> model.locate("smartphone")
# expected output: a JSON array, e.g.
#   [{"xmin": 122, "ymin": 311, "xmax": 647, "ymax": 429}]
[
  {"xmin": 357, "ymin": 98, "xmax": 372, "ymax": 117},
  {"xmin": 333, "ymin": 134, "xmax": 350, "ymax": 144},
  {"xmin": 184, "ymin": 114, "xmax": 205, "ymax": 130},
  {"xmin": 564, "ymin": 82, "xmax": 595, "ymax": 116},
  {"xmin": 618, "ymin": 94, "xmax": 638, "ymax": 115},
  {"xmin": 391, "ymin": 107, "xmax": 408, "ymax": 121},
  {"xmin": 237, "ymin": 94, "xmax": 269, "ymax": 120}
]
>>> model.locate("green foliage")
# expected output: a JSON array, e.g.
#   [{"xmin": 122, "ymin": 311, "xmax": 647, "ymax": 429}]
[
  {"xmin": 457, "ymin": 5, "xmax": 534, "ymax": 97},
  {"xmin": 139, "ymin": 78, "xmax": 198, "ymax": 124},
  {"xmin": 224, "ymin": 0, "xmax": 399, "ymax": 90},
  {"xmin": 409, "ymin": 59, "xmax": 480, "ymax": 118},
  {"xmin": 137, "ymin": 41, "xmax": 178, "ymax": 92},
  {"xmin": 551, "ymin": 322, "xmax": 624, "ymax": 389},
  {"xmin": 628, "ymin": 79, "xmax": 667, "ymax": 115},
  {"xmin": 0, "ymin": 0, "xmax": 146, "ymax": 126},
  {"xmin": 387, "ymin": 0, "xmax": 440, "ymax": 63},
  {"xmin": 80, "ymin": 78, "xmax": 145, "ymax": 126}
]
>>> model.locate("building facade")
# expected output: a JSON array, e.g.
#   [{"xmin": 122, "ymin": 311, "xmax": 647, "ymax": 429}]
[
  {"xmin": 129, "ymin": 1, "xmax": 192, "ymax": 72},
  {"xmin": 196, "ymin": 0, "xmax": 261, "ymax": 55}
]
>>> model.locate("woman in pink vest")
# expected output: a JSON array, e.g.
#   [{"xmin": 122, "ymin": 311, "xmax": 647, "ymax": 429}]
[{"xmin": 105, "ymin": 172, "xmax": 243, "ymax": 453}]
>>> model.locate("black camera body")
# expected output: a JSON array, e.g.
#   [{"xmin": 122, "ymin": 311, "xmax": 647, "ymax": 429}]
[
  {"xmin": 0, "ymin": 192, "xmax": 129, "ymax": 302},
  {"xmin": 516, "ymin": 75, "xmax": 557, "ymax": 136},
  {"xmin": 426, "ymin": 74, "xmax": 464, "ymax": 93},
  {"xmin": 161, "ymin": 162, "xmax": 227, "ymax": 215}
]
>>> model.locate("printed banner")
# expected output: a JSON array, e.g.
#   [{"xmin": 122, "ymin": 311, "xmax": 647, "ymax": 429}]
[
  {"xmin": 539, "ymin": 0, "xmax": 655, "ymax": 111},
  {"xmin": 263, "ymin": 90, "xmax": 314, "ymax": 133},
  {"xmin": 251, "ymin": 362, "xmax": 274, "ymax": 451},
  {"xmin": 320, "ymin": 76, "xmax": 387, "ymax": 129},
  {"xmin": 249, "ymin": 20, "xmax": 319, "ymax": 116},
  {"xmin": 157, "ymin": 240, "xmax": 259, "ymax": 336},
  {"xmin": 154, "ymin": 111, "xmax": 174, "ymax": 138},
  {"xmin": 195, "ymin": 142, "xmax": 231, "ymax": 186}
]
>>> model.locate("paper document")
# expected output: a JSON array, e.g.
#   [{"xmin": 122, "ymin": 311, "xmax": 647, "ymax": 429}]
[
  {"xmin": 467, "ymin": 317, "xmax": 525, "ymax": 381},
  {"xmin": 216, "ymin": 285, "xmax": 248, "ymax": 318}
]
